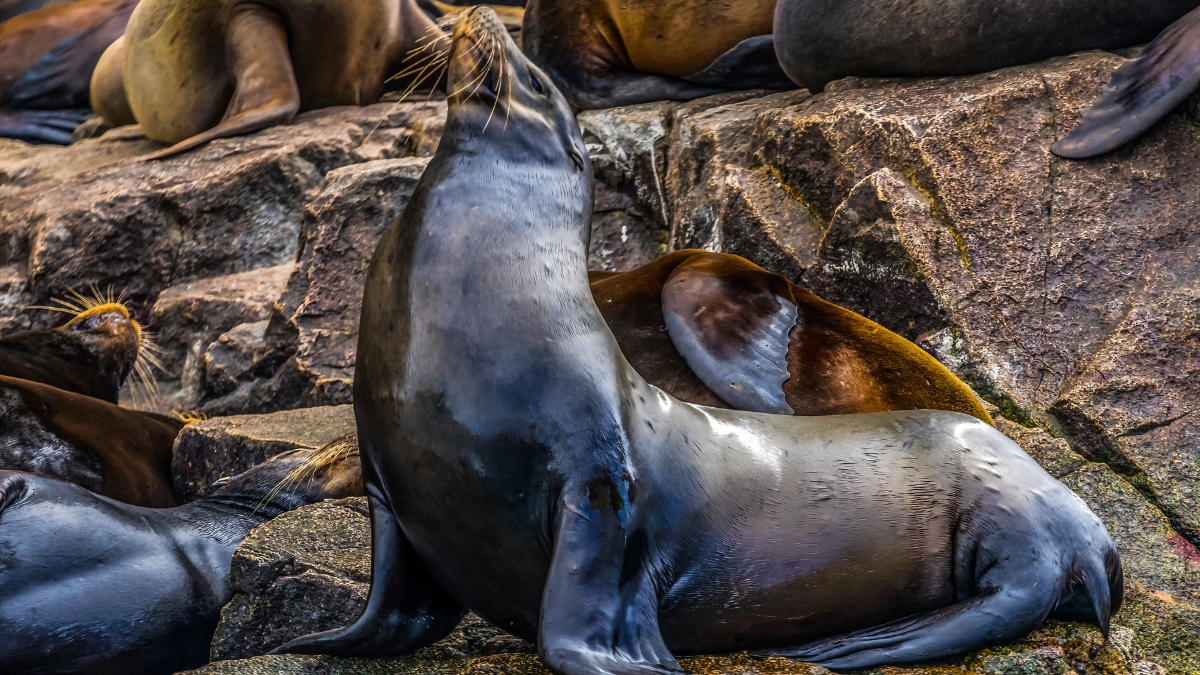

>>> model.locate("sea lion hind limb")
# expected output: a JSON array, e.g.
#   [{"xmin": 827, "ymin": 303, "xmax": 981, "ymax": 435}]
[
  {"xmin": 144, "ymin": 4, "xmax": 299, "ymax": 160},
  {"xmin": 0, "ymin": 107, "xmax": 90, "ymax": 143},
  {"xmin": 682, "ymin": 35, "xmax": 797, "ymax": 91},
  {"xmin": 1054, "ymin": 6, "xmax": 1200, "ymax": 158},
  {"xmin": 272, "ymin": 493, "xmax": 466, "ymax": 656}
]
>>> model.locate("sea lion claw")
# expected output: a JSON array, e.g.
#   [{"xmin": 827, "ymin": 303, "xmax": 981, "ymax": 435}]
[{"xmin": 1054, "ymin": 5, "xmax": 1200, "ymax": 159}]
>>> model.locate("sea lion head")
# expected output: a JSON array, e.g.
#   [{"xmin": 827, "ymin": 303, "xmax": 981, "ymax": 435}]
[
  {"xmin": 443, "ymin": 5, "xmax": 588, "ymax": 175},
  {"xmin": 60, "ymin": 301, "xmax": 143, "ymax": 385},
  {"xmin": 212, "ymin": 434, "xmax": 364, "ymax": 513}
]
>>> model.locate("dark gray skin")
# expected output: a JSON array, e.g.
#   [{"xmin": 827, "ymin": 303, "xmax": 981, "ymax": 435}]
[
  {"xmin": 0, "ymin": 442, "xmax": 362, "ymax": 675},
  {"xmin": 277, "ymin": 8, "xmax": 1122, "ymax": 672},
  {"xmin": 773, "ymin": 0, "xmax": 1200, "ymax": 159}
]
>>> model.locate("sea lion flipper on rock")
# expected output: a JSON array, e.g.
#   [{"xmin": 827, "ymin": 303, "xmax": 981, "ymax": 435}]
[
  {"xmin": 539, "ymin": 481, "xmax": 683, "ymax": 675},
  {"xmin": 1053, "ymin": 6, "xmax": 1200, "ymax": 159},
  {"xmin": 660, "ymin": 254, "xmax": 796, "ymax": 414},
  {"xmin": 144, "ymin": 4, "xmax": 300, "ymax": 160},
  {"xmin": 0, "ymin": 107, "xmax": 89, "ymax": 143},
  {"xmin": 682, "ymin": 35, "xmax": 796, "ymax": 91},
  {"xmin": 273, "ymin": 493, "xmax": 466, "ymax": 656}
]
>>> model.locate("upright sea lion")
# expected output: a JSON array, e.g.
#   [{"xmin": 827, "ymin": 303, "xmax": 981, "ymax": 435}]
[
  {"xmin": 522, "ymin": 0, "xmax": 793, "ymax": 109},
  {"xmin": 0, "ymin": 437, "xmax": 362, "ymax": 675},
  {"xmin": 590, "ymin": 250, "xmax": 992, "ymax": 422},
  {"xmin": 0, "ymin": 0, "xmax": 135, "ymax": 143},
  {"xmin": 0, "ymin": 375, "xmax": 182, "ymax": 506},
  {"xmin": 1, "ymin": 294, "xmax": 157, "ymax": 403},
  {"xmin": 90, "ymin": 0, "xmax": 442, "ymax": 158},
  {"xmin": 771, "ymin": 0, "xmax": 1200, "ymax": 159},
  {"xmin": 277, "ymin": 10, "xmax": 1121, "ymax": 671}
]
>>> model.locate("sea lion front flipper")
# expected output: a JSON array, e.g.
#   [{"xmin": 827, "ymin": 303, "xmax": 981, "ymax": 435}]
[
  {"xmin": 660, "ymin": 254, "xmax": 797, "ymax": 414},
  {"xmin": 1053, "ymin": 6, "xmax": 1200, "ymax": 159},
  {"xmin": 0, "ymin": 108, "xmax": 91, "ymax": 144},
  {"xmin": 145, "ymin": 5, "xmax": 300, "ymax": 160},
  {"xmin": 540, "ymin": 479, "xmax": 683, "ymax": 675},
  {"xmin": 683, "ymin": 35, "xmax": 798, "ymax": 91},
  {"xmin": 272, "ymin": 494, "xmax": 465, "ymax": 656}
]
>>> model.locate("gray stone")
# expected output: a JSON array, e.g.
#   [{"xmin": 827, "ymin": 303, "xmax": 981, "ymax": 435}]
[{"xmin": 172, "ymin": 405, "xmax": 355, "ymax": 502}]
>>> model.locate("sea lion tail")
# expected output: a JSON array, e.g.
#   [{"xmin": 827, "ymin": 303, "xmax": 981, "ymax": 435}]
[{"xmin": 1050, "ymin": 549, "xmax": 1124, "ymax": 637}]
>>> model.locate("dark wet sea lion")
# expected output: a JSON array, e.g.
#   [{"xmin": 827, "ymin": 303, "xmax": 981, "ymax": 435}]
[
  {"xmin": 590, "ymin": 250, "xmax": 992, "ymax": 423},
  {"xmin": 0, "ymin": 300, "xmax": 152, "ymax": 403},
  {"xmin": 772, "ymin": 0, "xmax": 1199, "ymax": 159},
  {"xmin": 0, "ymin": 0, "xmax": 135, "ymax": 143},
  {"xmin": 277, "ymin": 9, "xmax": 1121, "ymax": 672},
  {"xmin": 0, "ymin": 437, "xmax": 361, "ymax": 675},
  {"xmin": 0, "ymin": 375, "xmax": 182, "ymax": 506},
  {"xmin": 90, "ymin": 0, "xmax": 441, "ymax": 158},
  {"xmin": 522, "ymin": 0, "xmax": 793, "ymax": 109}
]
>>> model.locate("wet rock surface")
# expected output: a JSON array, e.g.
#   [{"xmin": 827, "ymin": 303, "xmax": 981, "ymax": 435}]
[
  {"xmin": 172, "ymin": 405, "xmax": 355, "ymax": 502},
  {"xmin": 0, "ymin": 46, "xmax": 1195, "ymax": 675}
]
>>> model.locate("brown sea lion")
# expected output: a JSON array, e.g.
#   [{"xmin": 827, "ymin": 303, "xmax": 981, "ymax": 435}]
[
  {"xmin": 0, "ymin": 437, "xmax": 362, "ymax": 675},
  {"xmin": 522, "ymin": 0, "xmax": 794, "ymax": 109},
  {"xmin": 89, "ymin": 0, "xmax": 442, "ymax": 158},
  {"xmin": 0, "ymin": 374, "xmax": 182, "ymax": 506},
  {"xmin": 0, "ymin": 0, "xmax": 69, "ymax": 23},
  {"xmin": 771, "ymin": 0, "xmax": 1200, "ymax": 159},
  {"xmin": 276, "ymin": 12, "xmax": 1121, "ymax": 670},
  {"xmin": 0, "ymin": 0, "xmax": 135, "ymax": 143},
  {"xmin": 1, "ymin": 297, "xmax": 158, "ymax": 404},
  {"xmin": 589, "ymin": 250, "xmax": 992, "ymax": 423}
]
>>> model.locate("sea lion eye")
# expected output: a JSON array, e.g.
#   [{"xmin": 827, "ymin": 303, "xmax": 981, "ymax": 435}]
[{"xmin": 530, "ymin": 74, "xmax": 545, "ymax": 94}]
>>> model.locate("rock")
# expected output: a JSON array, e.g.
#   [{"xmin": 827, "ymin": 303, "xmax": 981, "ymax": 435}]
[
  {"xmin": 171, "ymin": 405, "xmax": 355, "ymax": 502},
  {"xmin": 152, "ymin": 265, "xmax": 293, "ymax": 405},
  {"xmin": 0, "ymin": 100, "xmax": 446, "ymax": 338},
  {"xmin": 203, "ymin": 321, "xmax": 275, "ymax": 411}
]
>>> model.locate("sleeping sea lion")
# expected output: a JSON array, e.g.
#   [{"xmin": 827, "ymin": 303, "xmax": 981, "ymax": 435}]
[
  {"xmin": 521, "ymin": 0, "xmax": 794, "ymax": 109},
  {"xmin": 1, "ymin": 297, "xmax": 156, "ymax": 403},
  {"xmin": 0, "ymin": 0, "xmax": 135, "ymax": 143},
  {"xmin": 0, "ymin": 374, "xmax": 182, "ymax": 506},
  {"xmin": 276, "ymin": 9, "xmax": 1121, "ymax": 671},
  {"xmin": 589, "ymin": 250, "xmax": 992, "ymax": 423},
  {"xmin": 89, "ymin": 0, "xmax": 442, "ymax": 158},
  {"xmin": 0, "ymin": 436, "xmax": 362, "ymax": 675},
  {"xmin": 771, "ymin": 0, "xmax": 1200, "ymax": 159}
]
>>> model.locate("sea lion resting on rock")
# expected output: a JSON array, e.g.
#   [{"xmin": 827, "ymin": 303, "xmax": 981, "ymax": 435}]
[
  {"xmin": 522, "ymin": 0, "xmax": 793, "ymax": 109},
  {"xmin": 277, "ymin": 9, "xmax": 1121, "ymax": 672},
  {"xmin": 771, "ymin": 0, "xmax": 1200, "ymax": 159},
  {"xmin": 0, "ymin": 292, "xmax": 159, "ymax": 403},
  {"xmin": 0, "ymin": 374, "xmax": 182, "ymax": 506},
  {"xmin": 90, "ymin": 0, "xmax": 442, "ymax": 158},
  {"xmin": 0, "ymin": 436, "xmax": 362, "ymax": 675},
  {"xmin": 589, "ymin": 250, "xmax": 992, "ymax": 423},
  {"xmin": 0, "ymin": 0, "xmax": 135, "ymax": 143}
]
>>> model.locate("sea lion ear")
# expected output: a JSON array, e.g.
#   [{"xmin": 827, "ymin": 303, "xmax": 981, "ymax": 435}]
[
  {"xmin": 1052, "ymin": 6, "xmax": 1200, "ymax": 159},
  {"xmin": 660, "ymin": 253, "xmax": 797, "ymax": 414}
]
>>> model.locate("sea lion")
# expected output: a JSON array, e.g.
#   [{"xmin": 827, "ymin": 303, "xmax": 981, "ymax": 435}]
[
  {"xmin": 89, "ymin": 0, "xmax": 442, "ymax": 158},
  {"xmin": 771, "ymin": 0, "xmax": 1200, "ymax": 159},
  {"xmin": 0, "ymin": 374, "xmax": 182, "ymax": 507},
  {"xmin": 0, "ymin": 0, "xmax": 70, "ymax": 23},
  {"xmin": 590, "ymin": 250, "xmax": 992, "ymax": 423},
  {"xmin": 0, "ymin": 0, "xmax": 135, "ymax": 143},
  {"xmin": 521, "ymin": 0, "xmax": 794, "ymax": 109},
  {"xmin": 1, "ymin": 295, "xmax": 157, "ymax": 403},
  {"xmin": 0, "ymin": 436, "xmax": 362, "ymax": 675},
  {"xmin": 276, "ymin": 9, "xmax": 1121, "ymax": 672}
]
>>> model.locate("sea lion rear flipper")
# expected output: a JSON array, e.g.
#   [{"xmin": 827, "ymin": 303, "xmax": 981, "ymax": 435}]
[
  {"xmin": 1052, "ymin": 6, "xmax": 1200, "ymax": 159},
  {"xmin": 683, "ymin": 35, "xmax": 798, "ymax": 91},
  {"xmin": 753, "ymin": 588, "xmax": 1053, "ymax": 669},
  {"xmin": 272, "ymin": 494, "xmax": 465, "ymax": 656},
  {"xmin": 145, "ymin": 5, "xmax": 300, "ymax": 160},
  {"xmin": 0, "ymin": 108, "xmax": 91, "ymax": 144},
  {"xmin": 661, "ymin": 254, "xmax": 796, "ymax": 414},
  {"xmin": 540, "ymin": 479, "xmax": 684, "ymax": 675}
]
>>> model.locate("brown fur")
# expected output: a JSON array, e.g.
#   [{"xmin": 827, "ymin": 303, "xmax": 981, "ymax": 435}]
[
  {"xmin": 0, "ymin": 375, "xmax": 182, "ymax": 506},
  {"xmin": 591, "ymin": 250, "xmax": 993, "ymax": 424}
]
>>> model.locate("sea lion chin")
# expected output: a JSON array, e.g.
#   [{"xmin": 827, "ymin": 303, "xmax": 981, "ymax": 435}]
[{"xmin": 275, "ymin": 8, "xmax": 1120, "ymax": 673}]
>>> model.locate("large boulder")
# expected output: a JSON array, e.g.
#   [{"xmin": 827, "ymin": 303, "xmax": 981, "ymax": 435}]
[{"xmin": 172, "ymin": 405, "xmax": 355, "ymax": 502}]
